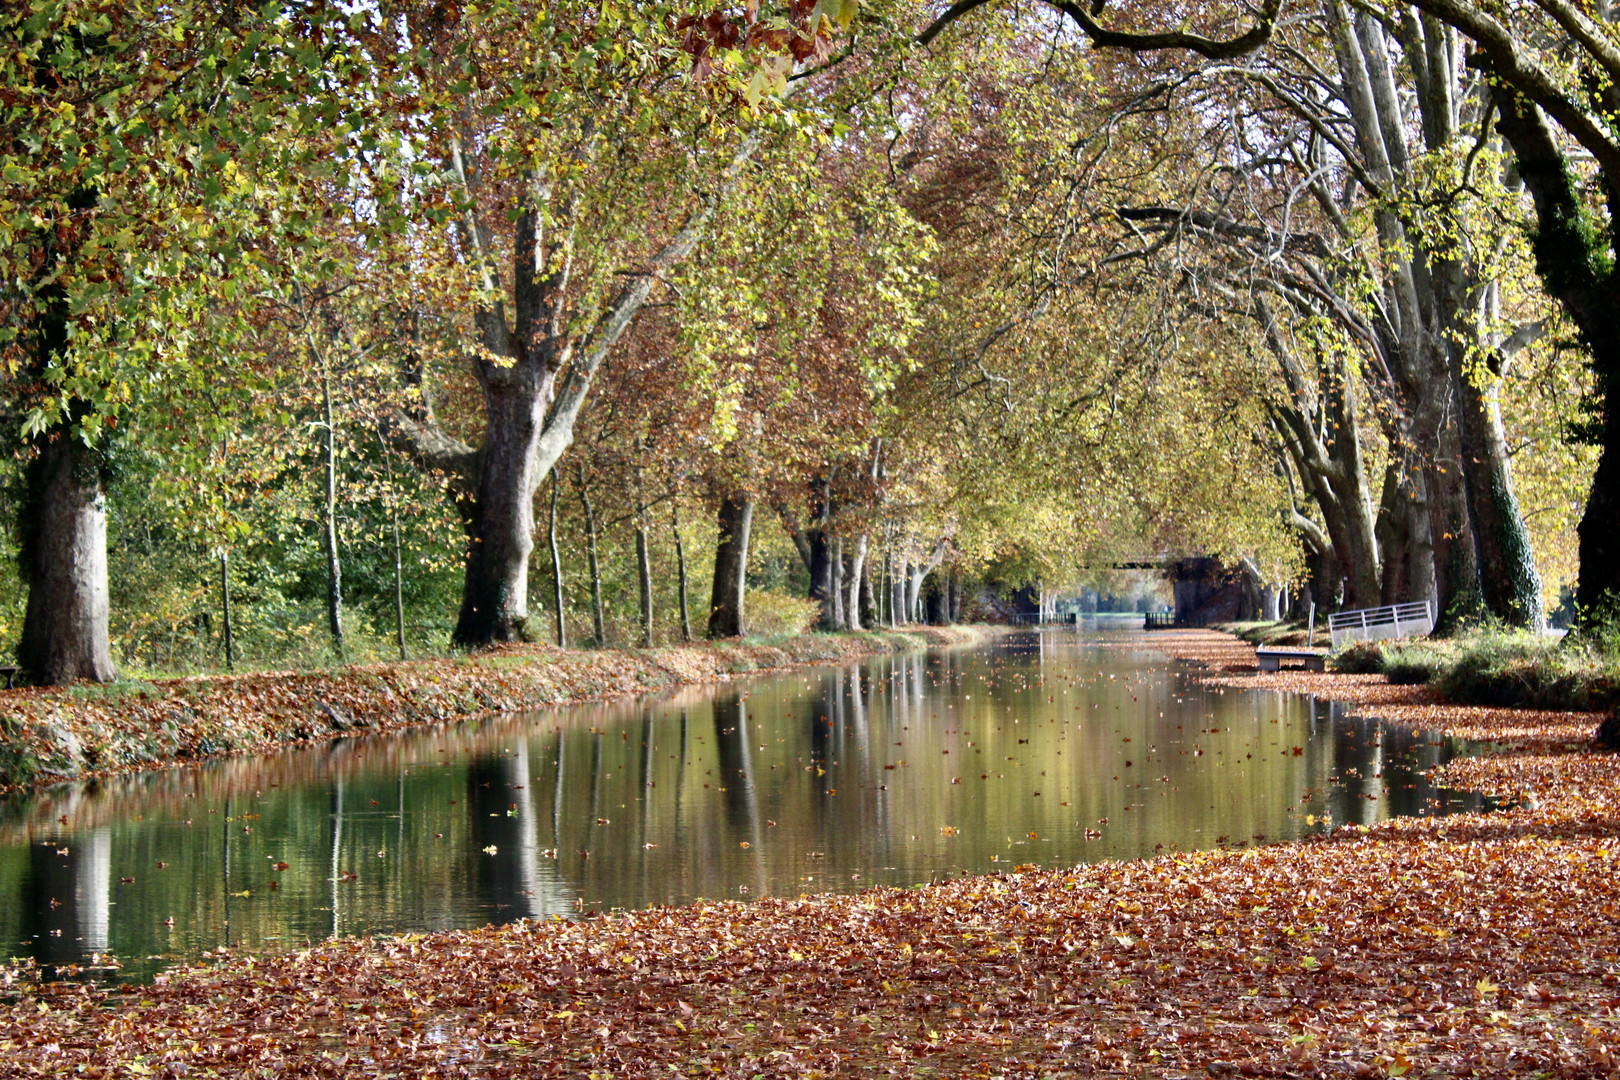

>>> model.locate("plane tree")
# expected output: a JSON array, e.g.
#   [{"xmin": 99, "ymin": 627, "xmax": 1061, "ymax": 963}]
[
  {"xmin": 1031, "ymin": 2, "xmax": 1552, "ymax": 626},
  {"xmin": 0, "ymin": 1, "xmax": 397, "ymax": 682},
  {"xmin": 1374, "ymin": 0, "xmax": 1620, "ymax": 625}
]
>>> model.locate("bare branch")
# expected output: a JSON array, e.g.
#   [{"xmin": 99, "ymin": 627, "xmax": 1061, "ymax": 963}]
[{"xmin": 919, "ymin": 0, "xmax": 1283, "ymax": 59}]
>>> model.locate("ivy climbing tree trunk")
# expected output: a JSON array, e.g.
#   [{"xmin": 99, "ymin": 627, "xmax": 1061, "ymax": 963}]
[
  {"xmin": 1459, "ymin": 382, "xmax": 1543, "ymax": 626},
  {"xmin": 1490, "ymin": 81, "xmax": 1620, "ymax": 625},
  {"xmin": 1458, "ymin": 290, "xmax": 1547, "ymax": 628}
]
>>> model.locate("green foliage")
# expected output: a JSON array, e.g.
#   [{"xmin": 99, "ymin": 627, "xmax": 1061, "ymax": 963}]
[
  {"xmin": 1330, "ymin": 641, "xmax": 1386, "ymax": 676},
  {"xmin": 1431, "ymin": 629, "xmax": 1618, "ymax": 711},
  {"xmin": 1330, "ymin": 639, "xmax": 1451, "ymax": 684},
  {"xmin": 744, "ymin": 590, "xmax": 822, "ymax": 637},
  {"xmin": 1381, "ymin": 644, "xmax": 1447, "ymax": 686},
  {"xmin": 1331, "ymin": 627, "xmax": 1620, "ymax": 711}
]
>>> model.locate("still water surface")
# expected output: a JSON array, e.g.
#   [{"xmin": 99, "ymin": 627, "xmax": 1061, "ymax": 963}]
[{"xmin": 0, "ymin": 631, "xmax": 1482, "ymax": 981}]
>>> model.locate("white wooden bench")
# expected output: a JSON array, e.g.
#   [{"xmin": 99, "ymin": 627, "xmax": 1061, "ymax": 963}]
[
  {"xmin": 1328, "ymin": 601, "xmax": 1434, "ymax": 648},
  {"xmin": 1255, "ymin": 648, "xmax": 1326, "ymax": 672}
]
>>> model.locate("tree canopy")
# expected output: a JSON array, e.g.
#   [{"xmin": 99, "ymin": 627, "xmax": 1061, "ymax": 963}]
[{"xmin": 0, "ymin": 0, "xmax": 1603, "ymax": 679}]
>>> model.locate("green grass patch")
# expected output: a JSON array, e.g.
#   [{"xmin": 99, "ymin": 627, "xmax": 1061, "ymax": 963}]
[
  {"xmin": 1218, "ymin": 620, "xmax": 1317, "ymax": 648},
  {"xmin": 1327, "ymin": 628, "xmax": 1620, "ymax": 711},
  {"xmin": 1381, "ymin": 643, "xmax": 1448, "ymax": 685},
  {"xmin": 1433, "ymin": 629, "xmax": 1618, "ymax": 710}
]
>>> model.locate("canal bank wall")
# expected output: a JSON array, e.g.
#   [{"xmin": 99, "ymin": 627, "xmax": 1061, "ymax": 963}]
[{"xmin": 0, "ymin": 626, "xmax": 994, "ymax": 792}]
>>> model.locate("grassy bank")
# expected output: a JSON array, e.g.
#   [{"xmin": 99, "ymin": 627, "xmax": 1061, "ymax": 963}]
[
  {"xmin": 3, "ymin": 627, "xmax": 1616, "ymax": 1077},
  {"xmin": 0, "ymin": 626, "xmax": 991, "ymax": 792},
  {"xmin": 1220, "ymin": 619, "xmax": 1620, "ymax": 715}
]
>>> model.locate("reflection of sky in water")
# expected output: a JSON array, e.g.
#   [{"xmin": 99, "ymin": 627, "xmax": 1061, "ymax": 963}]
[{"xmin": 0, "ymin": 630, "xmax": 1482, "ymax": 982}]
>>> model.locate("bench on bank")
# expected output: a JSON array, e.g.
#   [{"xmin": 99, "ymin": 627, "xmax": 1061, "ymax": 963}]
[{"xmin": 1254, "ymin": 648, "xmax": 1326, "ymax": 673}]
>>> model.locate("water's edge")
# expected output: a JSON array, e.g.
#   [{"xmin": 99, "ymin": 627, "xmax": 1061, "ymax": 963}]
[{"xmin": 0, "ymin": 627, "xmax": 994, "ymax": 792}]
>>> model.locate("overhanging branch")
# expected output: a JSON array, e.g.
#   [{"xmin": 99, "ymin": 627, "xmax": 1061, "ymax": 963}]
[{"xmin": 919, "ymin": 0, "xmax": 1283, "ymax": 60}]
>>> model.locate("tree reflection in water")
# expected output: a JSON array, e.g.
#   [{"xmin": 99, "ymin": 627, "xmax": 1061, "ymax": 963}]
[{"xmin": 0, "ymin": 632, "xmax": 1483, "ymax": 982}]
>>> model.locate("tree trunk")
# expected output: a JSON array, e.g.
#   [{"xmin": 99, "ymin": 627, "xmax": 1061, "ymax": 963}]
[
  {"xmin": 379, "ymin": 432, "xmax": 408, "ymax": 661},
  {"xmin": 548, "ymin": 468, "xmax": 565, "ymax": 648},
  {"xmin": 578, "ymin": 466, "xmax": 606, "ymax": 646},
  {"xmin": 672, "ymin": 498, "xmax": 692, "ymax": 643},
  {"xmin": 452, "ymin": 383, "xmax": 543, "ymax": 646},
  {"xmin": 635, "ymin": 512, "xmax": 654, "ymax": 648},
  {"xmin": 401, "ymin": 130, "xmax": 769, "ymax": 649},
  {"xmin": 219, "ymin": 550, "xmax": 234, "ymax": 671},
  {"xmin": 1425, "ymin": 373, "xmax": 1481, "ymax": 633},
  {"xmin": 707, "ymin": 494, "xmax": 754, "ymax": 639},
  {"xmin": 830, "ymin": 537, "xmax": 846, "ymax": 630},
  {"xmin": 17, "ymin": 432, "xmax": 116, "ymax": 685},
  {"xmin": 887, "ymin": 540, "xmax": 900, "ymax": 625},
  {"xmin": 906, "ymin": 567, "xmax": 927, "ymax": 620},
  {"xmin": 846, "ymin": 534, "xmax": 868, "ymax": 632},
  {"xmin": 1372, "ymin": 464, "xmax": 1403, "ymax": 607},
  {"xmin": 321, "ymin": 370, "xmax": 344, "ymax": 654},
  {"xmin": 1257, "ymin": 300, "xmax": 1382, "ymax": 611},
  {"xmin": 1579, "ymin": 382, "xmax": 1620, "ymax": 624},
  {"xmin": 1261, "ymin": 580, "xmax": 1281, "ymax": 621},
  {"xmin": 1485, "ymin": 82, "xmax": 1620, "ymax": 626},
  {"xmin": 905, "ymin": 540, "xmax": 947, "ymax": 623},
  {"xmin": 1458, "ymin": 365, "xmax": 1546, "ymax": 629},
  {"xmin": 881, "ymin": 540, "xmax": 893, "ymax": 627}
]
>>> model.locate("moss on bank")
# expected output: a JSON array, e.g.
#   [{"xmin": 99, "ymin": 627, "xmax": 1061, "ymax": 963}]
[{"xmin": 0, "ymin": 626, "xmax": 992, "ymax": 791}]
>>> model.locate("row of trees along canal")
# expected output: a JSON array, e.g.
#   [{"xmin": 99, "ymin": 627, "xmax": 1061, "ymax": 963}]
[{"xmin": 0, "ymin": 1, "xmax": 1603, "ymax": 684}]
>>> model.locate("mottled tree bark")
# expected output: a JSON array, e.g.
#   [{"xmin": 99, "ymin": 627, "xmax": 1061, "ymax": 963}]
[
  {"xmin": 452, "ymin": 378, "xmax": 544, "ymax": 645},
  {"xmin": 1458, "ymin": 329, "xmax": 1546, "ymax": 628},
  {"xmin": 18, "ymin": 432, "xmax": 116, "ymax": 685},
  {"xmin": 848, "ymin": 533, "xmax": 870, "ymax": 631},
  {"xmin": 906, "ymin": 540, "xmax": 948, "ymax": 620},
  {"xmin": 829, "ymin": 537, "xmax": 846, "ymax": 630},
  {"xmin": 707, "ymin": 495, "xmax": 754, "ymax": 639}
]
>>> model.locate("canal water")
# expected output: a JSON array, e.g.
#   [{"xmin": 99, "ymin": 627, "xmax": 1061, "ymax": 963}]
[{"xmin": 0, "ymin": 631, "xmax": 1482, "ymax": 982}]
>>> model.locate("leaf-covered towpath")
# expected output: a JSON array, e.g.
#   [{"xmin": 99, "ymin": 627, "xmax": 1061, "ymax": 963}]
[
  {"xmin": 0, "ymin": 628, "xmax": 984, "ymax": 792},
  {"xmin": 1, "ymin": 629, "xmax": 1616, "ymax": 1077}
]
